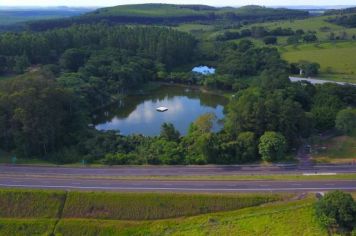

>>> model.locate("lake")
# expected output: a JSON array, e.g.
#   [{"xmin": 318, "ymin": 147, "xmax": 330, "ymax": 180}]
[{"xmin": 94, "ymin": 85, "xmax": 228, "ymax": 136}]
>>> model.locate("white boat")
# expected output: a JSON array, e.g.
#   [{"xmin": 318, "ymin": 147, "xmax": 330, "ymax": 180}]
[{"xmin": 156, "ymin": 106, "xmax": 168, "ymax": 112}]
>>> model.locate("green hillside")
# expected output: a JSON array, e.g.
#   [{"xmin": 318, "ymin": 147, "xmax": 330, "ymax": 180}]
[
  {"xmin": 89, "ymin": 4, "xmax": 215, "ymax": 17},
  {"xmin": 25, "ymin": 4, "xmax": 308, "ymax": 31}
]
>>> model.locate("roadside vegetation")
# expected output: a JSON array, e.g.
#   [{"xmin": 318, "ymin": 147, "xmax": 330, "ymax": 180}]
[
  {"xmin": 315, "ymin": 190, "xmax": 356, "ymax": 235},
  {"xmin": 0, "ymin": 189, "xmax": 329, "ymax": 236},
  {"xmin": 62, "ymin": 192, "xmax": 284, "ymax": 220}
]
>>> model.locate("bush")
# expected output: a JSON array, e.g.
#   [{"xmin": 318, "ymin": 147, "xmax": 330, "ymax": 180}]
[
  {"xmin": 336, "ymin": 109, "xmax": 356, "ymax": 136},
  {"xmin": 315, "ymin": 190, "xmax": 356, "ymax": 231},
  {"xmin": 263, "ymin": 36, "xmax": 277, "ymax": 45},
  {"xmin": 258, "ymin": 131, "xmax": 287, "ymax": 162}
]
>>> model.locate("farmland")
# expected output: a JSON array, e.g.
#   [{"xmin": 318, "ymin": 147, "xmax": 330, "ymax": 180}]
[
  {"xmin": 0, "ymin": 189, "xmax": 328, "ymax": 236},
  {"xmin": 280, "ymin": 41, "xmax": 356, "ymax": 82}
]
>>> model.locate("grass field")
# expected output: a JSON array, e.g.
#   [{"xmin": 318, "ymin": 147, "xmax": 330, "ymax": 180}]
[
  {"xmin": 0, "ymin": 219, "xmax": 56, "ymax": 236},
  {"xmin": 243, "ymin": 15, "xmax": 356, "ymax": 42},
  {"xmin": 62, "ymin": 192, "xmax": 284, "ymax": 220},
  {"xmin": 0, "ymin": 189, "xmax": 66, "ymax": 218},
  {"xmin": 0, "ymin": 189, "xmax": 328, "ymax": 236},
  {"xmin": 280, "ymin": 41, "xmax": 356, "ymax": 82},
  {"xmin": 56, "ymin": 198, "xmax": 326, "ymax": 236},
  {"xmin": 311, "ymin": 135, "xmax": 356, "ymax": 164}
]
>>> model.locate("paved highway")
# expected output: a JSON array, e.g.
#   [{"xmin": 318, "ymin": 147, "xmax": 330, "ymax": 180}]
[
  {"xmin": 0, "ymin": 175, "xmax": 355, "ymax": 192},
  {"xmin": 0, "ymin": 165, "xmax": 355, "ymax": 192},
  {"xmin": 289, "ymin": 76, "xmax": 356, "ymax": 86},
  {"xmin": 0, "ymin": 164, "xmax": 356, "ymax": 176}
]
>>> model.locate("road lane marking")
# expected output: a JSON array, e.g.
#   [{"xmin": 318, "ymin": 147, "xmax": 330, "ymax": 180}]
[{"xmin": 0, "ymin": 183, "xmax": 355, "ymax": 191}]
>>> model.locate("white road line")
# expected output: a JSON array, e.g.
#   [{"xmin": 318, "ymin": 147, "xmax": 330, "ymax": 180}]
[{"xmin": 0, "ymin": 183, "xmax": 356, "ymax": 191}]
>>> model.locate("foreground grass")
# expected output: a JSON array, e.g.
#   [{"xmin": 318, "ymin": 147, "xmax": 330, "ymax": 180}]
[
  {"xmin": 0, "ymin": 189, "xmax": 66, "ymax": 218},
  {"xmin": 0, "ymin": 189, "xmax": 340, "ymax": 235},
  {"xmin": 0, "ymin": 219, "xmax": 56, "ymax": 236},
  {"xmin": 0, "ymin": 189, "xmax": 285, "ymax": 221},
  {"xmin": 56, "ymin": 198, "xmax": 326, "ymax": 236},
  {"xmin": 62, "ymin": 192, "xmax": 284, "ymax": 220}
]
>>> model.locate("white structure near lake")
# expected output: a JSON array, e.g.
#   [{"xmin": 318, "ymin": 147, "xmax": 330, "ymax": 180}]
[
  {"xmin": 192, "ymin": 66, "xmax": 216, "ymax": 75},
  {"xmin": 156, "ymin": 106, "xmax": 168, "ymax": 112}
]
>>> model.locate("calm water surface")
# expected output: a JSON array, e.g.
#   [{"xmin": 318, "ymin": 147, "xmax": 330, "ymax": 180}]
[{"xmin": 94, "ymin": 85, "xmax": 228, "ymax": 136}]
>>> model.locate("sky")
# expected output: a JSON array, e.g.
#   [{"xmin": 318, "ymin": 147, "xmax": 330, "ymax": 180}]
[{"xmin": 1, "ymin": 0, "xmax": 356, "ymax": 7}]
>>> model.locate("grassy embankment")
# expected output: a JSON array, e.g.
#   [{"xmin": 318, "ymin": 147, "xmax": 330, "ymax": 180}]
[
  {"xmin": 0, "ymin": 189, "xmax": 328, "ymax": 236},
  {"xmin": 0, "ymin": 189, "xmax": 301, "ymax": 235},
  {"xmin": 311, "ymin": 135, "xmax": 356, "ymax": 164}
]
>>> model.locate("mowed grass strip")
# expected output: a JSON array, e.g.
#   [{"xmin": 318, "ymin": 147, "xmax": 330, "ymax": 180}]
[
  {"xmin": 62, "ymin": 192, "xmax": 286, "ymax": 220},
  {"xmin": 0, "ymin": 189, "xmax": 66, "ymax": 218},
  {"xmin": 55, "ymin": 198, "xmax": 326, "ymax": 236},
  {"xmin": 0, "ymin": 218, "xmax": 56, "ymax": 236}
]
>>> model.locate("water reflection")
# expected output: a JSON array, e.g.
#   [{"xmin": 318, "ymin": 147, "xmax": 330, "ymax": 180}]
[{"xmin": 94, "ymin": 85, "xmax": 227, "ymax": 136}]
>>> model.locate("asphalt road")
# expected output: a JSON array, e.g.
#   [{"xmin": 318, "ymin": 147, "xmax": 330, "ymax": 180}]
[
  {"xmin": 0, "ymin": 165, "xmax": 355, "ymax": 192},
  {"xmin": 289, "ymin": 76, "xmax": 356, "ymax": 86},
  {"xmin": 0, "ymin": 175, "xmax": 355, "ymax": 192},
  {"xmin": 1, "ymin": 164, "xmax": 356, "ymax": 176}
]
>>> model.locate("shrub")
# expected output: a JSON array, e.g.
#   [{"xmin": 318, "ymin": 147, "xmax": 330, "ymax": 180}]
[{"xmin": 315, "ymin": 190, "xmax": 356, "ymax": 231}]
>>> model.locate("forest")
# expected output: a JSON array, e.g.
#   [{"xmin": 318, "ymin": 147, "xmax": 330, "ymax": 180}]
[
  {"xmin": 0, "ymin": 5, "xmax": 355, "ymax": 165},
  {"xmin": 24, "ymin": 5, "xmax": 308, "ymax": 31}
]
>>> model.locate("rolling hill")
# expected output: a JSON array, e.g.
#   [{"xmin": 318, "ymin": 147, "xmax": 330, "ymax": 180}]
[{"xmin": 24, "ymin": 4, "xmax": 309, "ymax": 31}]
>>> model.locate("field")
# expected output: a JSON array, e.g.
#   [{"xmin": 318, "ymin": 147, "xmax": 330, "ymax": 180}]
[
  {"xmin": 311, "ymin": 135, "xmax": 356, "ymax": 164},
  {"xmin": 0, "ymin": 189, "xmax": 325, "ymax": 236},
  {"xmin": 174, "ymin": 13, "xmax": 356, "ymax": 83},
  {"xmin": 280, "ymin": 41, "xmax": 356, "ymax": 82},
  {"xmin": 243, "ymin": 15, "xmax": 356, "ymax": 42},
  {"xmin": 0, "ymin": 189, "xmax": 328, "ymax": 236}
]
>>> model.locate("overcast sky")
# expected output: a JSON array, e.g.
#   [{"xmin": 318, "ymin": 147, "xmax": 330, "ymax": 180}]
[{"xmin": 1, "ymin": 0, "xmax": 355, "ymax": 7}]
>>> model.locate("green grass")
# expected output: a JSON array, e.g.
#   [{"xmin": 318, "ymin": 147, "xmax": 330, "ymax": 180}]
[
  {"xmin": 312, "ymin": 135, "xmax": 356, "ymax": 164},
  {"xmin": 90, "ymin": 4, "xmax": 214, "ymax": 18},
  {"xmin": 280, "ymin": 41, "xmax": 356, "ymax": 82},
  {"xmin": 62, "ymin": 192, "xmax": 284, "ymax": 220},
  {"xmin": 243, "ymin": 15, "xmax": 356, "ymax": 42},
  {"xmin": 0, "ymin": 189, "xmax": 66, "ymax": 218},
  {"xmin": 0, "ymin": 218, "xmax": 55, "ymax": 236},
  {"xmin": 55, "ymin": 198, "xmax": 326, "ymax": 236},
  {"xmin": 0, "ymin": 189, "xmax": 335, "ymax": 235}
]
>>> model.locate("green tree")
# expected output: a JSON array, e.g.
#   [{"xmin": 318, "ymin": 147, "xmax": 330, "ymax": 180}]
[
  {"xmin": 335, "ymin": 109, "xmax": 356, "ymax": 136},
  {"xmin": 315, "ymin": 190, "xmax": 356, "ymax": 231},
  {"xmin": 14, "ymin": 55, "xmax": 30, "ymax": 74},
  {"xmin": 258, "ymin": 131, "xmax": 287, "ymax": 162},
  {"xmin": 60, "ymin": 48, "xmax": 88, "ymax": 72},
  {"xmin": 160, "ymin": 123, "xmax": 180, "ymax": 142},
  {"xmin": 236, "ymin": 132, "xmax": 258, "ymax": 163},
  {"xmin": 263, "ymin": 36, "xmax": 277, "ymax": 45}
]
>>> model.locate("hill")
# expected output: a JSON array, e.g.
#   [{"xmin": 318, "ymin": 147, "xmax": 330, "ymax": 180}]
[
  {"xmin": 24, "ymin": 4, "xmax": 309, "ymax": 31},
  {"xmin": 0, "ymin": 7, "xmax": 93, "ymax": 31}
]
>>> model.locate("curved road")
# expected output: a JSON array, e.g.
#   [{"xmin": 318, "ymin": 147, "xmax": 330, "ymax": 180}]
[{"xmin": 0, "ymin": 165, "xmax": 355, "ymax": 192}]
